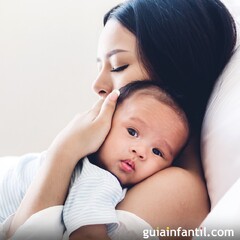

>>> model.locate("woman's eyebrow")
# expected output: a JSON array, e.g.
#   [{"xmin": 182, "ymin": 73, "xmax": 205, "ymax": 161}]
[
  {"xmin": 106, "ymin": 49, "xmax": 128, "ymax": 58},
  {"xmin": 97, "ymin": 49, "xmax": 128, "ymax": 62}
]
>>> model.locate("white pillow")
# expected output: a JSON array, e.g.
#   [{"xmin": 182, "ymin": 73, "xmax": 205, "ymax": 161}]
[
  {"xmin": 193, "ymin": 178, "xmax": 240, "ymax": 239},
  {"xmin": 201, "ymin": 20, "xmax": 240, "ymax": 209}
]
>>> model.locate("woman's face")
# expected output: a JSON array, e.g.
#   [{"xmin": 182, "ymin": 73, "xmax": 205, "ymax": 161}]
[{"xmin": 93, "ymin": 19, "xmax": 148, "ymax": 97}]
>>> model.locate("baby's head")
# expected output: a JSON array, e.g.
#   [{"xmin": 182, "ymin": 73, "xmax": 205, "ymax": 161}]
[{"xmin": 96, "ymin": 80, "xmax": 189, "ymax": 187}]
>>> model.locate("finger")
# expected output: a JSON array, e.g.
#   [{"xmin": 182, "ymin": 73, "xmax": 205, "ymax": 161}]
[
  {"xmin": 90, "ymin": 98, "xmax": 104, "ymax": 115},
  {"xmin": 96, "ymin": 89, "xmax": 120, "ymax": 122}
]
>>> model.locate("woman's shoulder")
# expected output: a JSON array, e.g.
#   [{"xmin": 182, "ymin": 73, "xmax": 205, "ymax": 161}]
[{"xmin": 117, "ymin": 166, "xmax": 209, "ymax": 231}]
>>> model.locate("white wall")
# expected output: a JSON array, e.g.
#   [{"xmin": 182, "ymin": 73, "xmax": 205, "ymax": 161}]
[
  {"xmin": 0, "ymin": 0, "xmax": 121, "ymax": 155},
  {"xmin": 0, "ymin": 0, "xmax": 239, "ymax": 156}
]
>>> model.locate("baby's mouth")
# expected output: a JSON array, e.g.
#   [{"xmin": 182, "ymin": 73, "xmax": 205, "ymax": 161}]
[{"xmin": 120, "ymin": 159, "xmax": 135, "ymax": 172}]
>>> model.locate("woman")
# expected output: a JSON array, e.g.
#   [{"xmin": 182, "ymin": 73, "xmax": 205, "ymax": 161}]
[{"xmin": 6, "ymin": 0, "xmax": 236, "ymax": 239}]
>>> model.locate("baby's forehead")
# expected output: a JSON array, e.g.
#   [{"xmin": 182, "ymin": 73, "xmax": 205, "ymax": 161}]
[{"xmin": 117, "ymin": 89, "xmax": 189, "ymax": 130}]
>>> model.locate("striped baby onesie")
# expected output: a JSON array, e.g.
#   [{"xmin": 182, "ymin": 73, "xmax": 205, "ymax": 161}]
[
  {"xmin": 63, "ymin": 158, "xmax": 126, "ymax": 237},
  {"xmin": 0, "ymin": 153, "xmax": 126, "ymax": 237}
]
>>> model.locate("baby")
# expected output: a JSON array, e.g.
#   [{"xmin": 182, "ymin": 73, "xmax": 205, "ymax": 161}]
[
  {"xmin": 0, "ymin": 80, "xmax": 189, "ymax": 240},
  {"xmin": 92, "ymin": 80, "xmax": 189, "ymax": 187},
  {"xmin": 62, "ymin": 80, "xmax": 189, "ymax": 239}
]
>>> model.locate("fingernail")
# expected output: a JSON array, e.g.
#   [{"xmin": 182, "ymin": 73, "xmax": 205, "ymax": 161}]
[{"xmin": 109, "ymin": 89, "xmax": 120, "ymax": 101}]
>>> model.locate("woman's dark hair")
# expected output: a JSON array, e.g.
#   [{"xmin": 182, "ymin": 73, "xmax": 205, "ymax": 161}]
[{"xmin": 104, "ymin": 0, "xmax": 236, "ymax": 132}]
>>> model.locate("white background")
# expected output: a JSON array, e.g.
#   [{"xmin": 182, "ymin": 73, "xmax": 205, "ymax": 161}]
[
  {"xmin": 0, "ymin": 0, "xmax": 121, "ymax": 155},
  {"xmin": 0, "ymin": 0, "xmax": 239, "ymax": 156}
]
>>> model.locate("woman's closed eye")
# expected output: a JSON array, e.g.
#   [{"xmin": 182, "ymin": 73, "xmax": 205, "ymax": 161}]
[
  {"xmin": 127, "ymin": 128, "xmax": 138, "ymax": 137},
  {"xmin": 111, "ymin": 64, "xmax": 129, "ymax": 72},
  {"xmin": 152, "ymin": 148, "xmax": 163, "ymax": 158}
]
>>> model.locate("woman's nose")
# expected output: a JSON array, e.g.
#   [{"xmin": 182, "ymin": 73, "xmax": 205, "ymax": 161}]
[{"xmin": 92, "ymin": 70, "xmax": 113, "ymax": 97}]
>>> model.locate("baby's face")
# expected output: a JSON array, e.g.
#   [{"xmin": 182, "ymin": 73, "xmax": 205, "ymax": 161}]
[{"xmin": 97, "ymin": 93, "xmax": 188, "ymax": 187}]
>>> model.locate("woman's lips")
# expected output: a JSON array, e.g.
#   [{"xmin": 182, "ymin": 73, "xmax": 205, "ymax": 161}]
[{"xmin": 120, "ymin": 160, "xmax": 135, "ymax": 173}]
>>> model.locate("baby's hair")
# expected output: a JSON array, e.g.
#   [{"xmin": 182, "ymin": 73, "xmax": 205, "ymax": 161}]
[{"xmin": 117, "ymin": 80, "xmax": 189, "ymax": 132}]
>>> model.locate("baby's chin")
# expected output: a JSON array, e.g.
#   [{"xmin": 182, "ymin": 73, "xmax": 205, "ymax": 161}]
[
  {"xmin": 106, "ymin": 172, "xmax": 133, "ymax": 188},
  {"xmin": 88, "ymin": 153, "xmax": 135, "ymax": 188},
  {"xmin": 117, "ymin": 177, "xmax": 135, "ymax": 189}
]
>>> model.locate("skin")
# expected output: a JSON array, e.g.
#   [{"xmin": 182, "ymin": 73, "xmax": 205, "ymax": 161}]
[
  {"xmin": 94, "ymin": 20, "xmax": 148, "ymax": 95},
  {"xmin": 8, "ymin": 19, "xmax": 209, "ymax": 240},
  {"xmin": 72, "ymin": 92, "xmax": 188, "ymax": 239},
  {"xmin": 97, "ymin": 92, "xmax": 189, "ymax": 187},
  {"xmin": 8, "ymin": 91, "xmax": 120, "ymax": 239},
  {"xmin": 94, "ymin": 19, "xmax": 209, "ymax": 239}
]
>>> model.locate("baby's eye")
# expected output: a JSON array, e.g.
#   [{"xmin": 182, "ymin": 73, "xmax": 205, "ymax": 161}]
[
  {"xmin": 152, "ymin": 148, "xmax": 163, "ymax": 157},
  {"xmin": 111, "ymin": 64, "xmax": 129, "ymax": 72},
  {"xmin": 127, "ymin": 128, "xmax": 138, "ymax": 137}
]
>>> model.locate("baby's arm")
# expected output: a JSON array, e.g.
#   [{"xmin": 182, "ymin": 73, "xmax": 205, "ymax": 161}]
[
  {"xmin": 63, "ymin": 159, "xmax": 124, "ymax": 240},
  {"xmin": 7, "ymin": 90, "xmax": 119, "ymax": 238},
  {"xmin": 70, "ymin": 225, "xmax": 111, "ymax": 240}
]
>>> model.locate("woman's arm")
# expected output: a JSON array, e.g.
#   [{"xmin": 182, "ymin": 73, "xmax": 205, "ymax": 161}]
[
  {"xmin": 117, "ymin": 167, "xmax": 209, "ymax": 228},
  {"xmin": 7, "ymin": 90, "xmax": 120, "ymax": 237},
  {"xmin": 70, "ymin": 225, "xmax": 111, "ymax": 240},
  {"xmin": 117, "ymin": 139, "xmax": 210, "ymax": 239}
]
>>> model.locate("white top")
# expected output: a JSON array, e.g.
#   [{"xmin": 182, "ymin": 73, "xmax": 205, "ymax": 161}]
[
  {"xmin": 63, "ymin": 158, "xmax": 126, "ymax": 236},
  {"xmin": 0, "ymin": 154, "xmax": 126, "ymax": 238},
  {"xmin": 0, "ymin": 153, "xmax": 45, "ymax": 223},
  {"xmin": 0, "ymin": 207, "xmax": 158, "ymax": 240}
]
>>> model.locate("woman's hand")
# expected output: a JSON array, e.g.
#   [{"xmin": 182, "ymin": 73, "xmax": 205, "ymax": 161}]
[
  {"xmin": 8, "ymin": 89, "xmax": 119, "ymax": 238},
  {"xmin": 47, "ymin": 89, "xmax": 120, "ymax": 166}
]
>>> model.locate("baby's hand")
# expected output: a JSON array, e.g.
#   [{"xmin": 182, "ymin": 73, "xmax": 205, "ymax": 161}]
[{"xmin": 47, "ymin": 89, "xmax": 120, "ymax": 165}]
